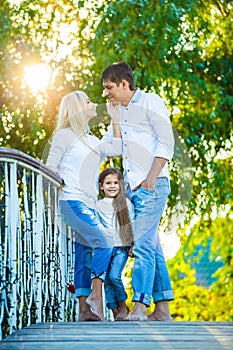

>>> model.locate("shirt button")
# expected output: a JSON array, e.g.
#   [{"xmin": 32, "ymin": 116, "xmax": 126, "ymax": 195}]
[
  {"xmin": 124, "ymin": 120, "xmax": 127, "ymax": 122},
  {"xmin": 124, "ymin": 132, "xmax": 127, "ymax": 134},
  {"xmin": 126, "ymin": 108, "xmax": 128, "ymax": 110}
]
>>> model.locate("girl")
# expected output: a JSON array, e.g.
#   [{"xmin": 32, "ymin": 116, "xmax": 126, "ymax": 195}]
[
  {"xmin": 86, "ymin": 168, "xmax": 134, "ymax": 320},
  {"xmin": 67, "ymin": 168, "xmax": 134, "ymax": 321},
  {"xmin": 46, "ymin": 91, "xmax": 121, "ymax": 321}
]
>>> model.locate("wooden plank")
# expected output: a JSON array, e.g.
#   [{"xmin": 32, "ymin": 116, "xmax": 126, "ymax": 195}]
[
  {"xmin": 1, "ymin": 342, "xmax": 233, "ymax": 350},
  {"xmin": 1, "ymin": 322, "xmax": 233, "ymax": 350}
]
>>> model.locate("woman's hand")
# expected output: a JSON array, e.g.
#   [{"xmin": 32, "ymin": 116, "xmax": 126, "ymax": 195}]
[
  {"xmin": 106, "ymin": 102, "xmax": 120, "ymax": 123},
  {"xmin": 107, "ymin": 102, "xmax": 121, "ymax": 138}
]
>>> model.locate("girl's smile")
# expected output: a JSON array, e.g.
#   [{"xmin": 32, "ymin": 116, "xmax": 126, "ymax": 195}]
[{"xmin": 100, "ymin": 174, "xmax": 120, "ymax": 198}]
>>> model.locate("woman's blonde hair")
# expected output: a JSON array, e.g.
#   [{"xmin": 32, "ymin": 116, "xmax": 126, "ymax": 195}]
[{"xmin": 56, "ymin": 91, "xmax": 90, "ymax": 141}]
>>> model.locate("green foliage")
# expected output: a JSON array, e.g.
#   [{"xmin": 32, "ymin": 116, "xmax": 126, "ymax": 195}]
[
  {"xmin": 86, "ymin": 0, "xmax": 233, "ymax": 220},
  {"xmin": 0, "ymin": 1, "xmax": 50, "ymax": 157},
  {"xmin": 124, "ymin": 217, "xmax": 232, "ymax": 321},
  {"xmin": 0, "ymin": 0, "xmax": 95, "ymax": 158},
  {"xmin": 166, "ymin": 218, "xmax": 233, "ymax": 320}
]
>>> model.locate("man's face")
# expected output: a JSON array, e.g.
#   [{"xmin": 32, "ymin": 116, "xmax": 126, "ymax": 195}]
[{"xmin": 103, "ymin": 80, "xmax": 125, "ymax": 103}]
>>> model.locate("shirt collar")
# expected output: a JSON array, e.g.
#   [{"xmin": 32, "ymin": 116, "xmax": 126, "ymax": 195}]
[
  {"xmin": 130, "ymin": 88, "xmax": 142, "ymax": 103},
  {"xmin": 120, "ymin": 88, "xmax": 142, "ymax": 108}
]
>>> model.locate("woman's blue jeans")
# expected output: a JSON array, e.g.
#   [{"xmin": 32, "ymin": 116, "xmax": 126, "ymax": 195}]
[
  {"xmin": 126, "ymin": 177, "xmax": 174, "ymax": 306},
  {"xmin": 59, "ymin": 200, "xmax": 113, "ymax": 297},
  {"xmin": 74, "ymin": 242, "xmax": 112, "ymax": 298},
  {"xmin": 59, "ymin": 200, "xmax": 113, "ymax": 248},
  {"xmin": 104, "ymin": 246, "xmax": 130, "ymax": 310}
]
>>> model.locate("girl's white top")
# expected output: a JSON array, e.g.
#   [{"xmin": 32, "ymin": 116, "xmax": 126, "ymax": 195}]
[
  {"xmin": 96, "ymin": 197, "xmax": 135, "ymax": 246},
  {"xmin": 46, "ymin": 128, "xmax": 122, "ymax": 207}
]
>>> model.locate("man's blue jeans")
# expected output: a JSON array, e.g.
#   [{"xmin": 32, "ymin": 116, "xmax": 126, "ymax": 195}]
[
  {"xmin": 126, "ymin": 177, "xmax": 174, "ymax": 306},
  {"xmin": 104, "ymin": 246, "xmax": 130, "ymax": 310}
]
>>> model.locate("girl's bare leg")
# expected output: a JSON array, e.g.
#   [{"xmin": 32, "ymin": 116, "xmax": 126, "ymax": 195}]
[{"xmin": 115, "ymin": 301, "xmax": 128, "ymax": 320}]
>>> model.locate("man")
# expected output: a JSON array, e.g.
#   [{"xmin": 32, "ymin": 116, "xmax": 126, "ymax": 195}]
[{"xmin": 102, "ymin": 62, "xmax": 174, "ymax": 321}]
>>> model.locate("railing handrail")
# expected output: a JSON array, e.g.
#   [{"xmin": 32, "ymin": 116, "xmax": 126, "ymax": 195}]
[{"xmin": 0, "ymin": 147, "xmax": 63, "ymax": 186}]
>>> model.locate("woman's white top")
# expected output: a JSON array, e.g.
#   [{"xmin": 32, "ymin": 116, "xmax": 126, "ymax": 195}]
[
  {"xmin": 46, "ymin": 128, "xmax": 122, "ymax": 207},
  {"xmin": 96, "ymin": 197, "xmax": 134, "ymax": 246}
]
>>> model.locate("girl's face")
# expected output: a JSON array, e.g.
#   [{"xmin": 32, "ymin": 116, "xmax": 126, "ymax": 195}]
[
  {"xmin": 100, "ymin": 174, "xmax": 120, "ymax": 198},
  {"xmin": 86, "ymin": 98, "xmax": 97, "ymax": 121}
]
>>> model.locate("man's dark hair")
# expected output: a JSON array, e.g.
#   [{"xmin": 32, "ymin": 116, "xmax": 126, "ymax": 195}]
[{"xmin": 101, "ymin": 62, "xmax": 135, "ymax": 90}]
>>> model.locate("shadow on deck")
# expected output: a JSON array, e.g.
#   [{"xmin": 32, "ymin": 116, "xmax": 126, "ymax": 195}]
[{"xmin": 1, "ymin": 321, "xmax": 233, "ymax": 350}]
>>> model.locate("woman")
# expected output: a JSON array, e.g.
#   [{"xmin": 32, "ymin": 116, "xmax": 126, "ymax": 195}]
[{"xmin": 46, "ymin": 91, "xmax": 121, "ymax": 321}]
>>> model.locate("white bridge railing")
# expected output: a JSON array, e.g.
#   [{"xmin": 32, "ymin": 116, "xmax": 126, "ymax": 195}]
[{"xmin": 0, "ymin": 147, "xmax": 77, "ymax": 340}]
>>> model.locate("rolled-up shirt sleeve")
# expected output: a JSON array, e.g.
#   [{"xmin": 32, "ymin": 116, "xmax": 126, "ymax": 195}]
[
  {"xmin": 102, "ymin": 123, "xmax": 114, "ymax": 142},
  {"xmin": 147, "ymin": 94, "xmax": 174, "ymax": 160},
  {"xmin": 99, "ymin": 137, "xmax": 122, "ymax": 160}
]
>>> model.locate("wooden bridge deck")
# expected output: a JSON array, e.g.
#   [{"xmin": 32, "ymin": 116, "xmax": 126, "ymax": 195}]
[{"xmin": 1, "ymin": 321, "xmax": 232, "ymax": 350}]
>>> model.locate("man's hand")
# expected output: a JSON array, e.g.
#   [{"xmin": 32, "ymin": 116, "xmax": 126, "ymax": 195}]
[
  {"xmin": 132, "ymin": 157, "xmax": 167, "ymax": 191},
  {"xmin": 133, "ymin": 178, "xmax": 155, "ymax": 191},
  {"xmin": 128, "ymin": 243, "xmax": 134, "ymax": 258},
  {"xmin": 140, "ymin": 178, "xmax": 155, "ymax": 190}
]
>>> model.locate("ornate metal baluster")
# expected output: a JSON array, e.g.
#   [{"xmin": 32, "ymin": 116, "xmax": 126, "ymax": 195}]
[
  {"xmin": 0, "ymin": 148, "xmax": 77, "ymax": 339},
  {"xmin": 17, "ymin": 167, "xmax": 24, "ymax": 331},
  {"xmin": 35, "ymin": 174, "xmax": 43, "ymax": 323},
  {"xmin": 9, "ymin": 162, "xmax": 19, "ymax": 333},
  {"xmin": 23, "ymin": 169, "xmax": 34, "ymax": 326},
  {"xmin": 0, "ymin": 163, "xmax": 10, "ymax": 340}
]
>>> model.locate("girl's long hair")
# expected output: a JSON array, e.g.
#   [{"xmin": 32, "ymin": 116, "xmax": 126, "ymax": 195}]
[
  {"xmin": 56, "ymin": 91, "xmax": 90, "ymax": 142},
  {"xmin": 99, "ymin": 168, "xmax": 133, "ymax": 245}
]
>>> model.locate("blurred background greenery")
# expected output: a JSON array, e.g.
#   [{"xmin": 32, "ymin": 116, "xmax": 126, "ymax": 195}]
[{"xmin": 1, "ymin": 0, "xmax": 232, "ymax": 320}]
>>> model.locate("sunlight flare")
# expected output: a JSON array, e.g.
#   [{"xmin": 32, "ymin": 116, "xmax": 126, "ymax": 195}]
[{"xmin": 23, "ymin": 64, "xmax": 52, "ymax": 93}]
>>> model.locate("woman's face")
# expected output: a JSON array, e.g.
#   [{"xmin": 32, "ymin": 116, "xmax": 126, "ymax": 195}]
[{"xmin": 86, "ymin": 98, "xmax": 97, "ymax": 121}]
